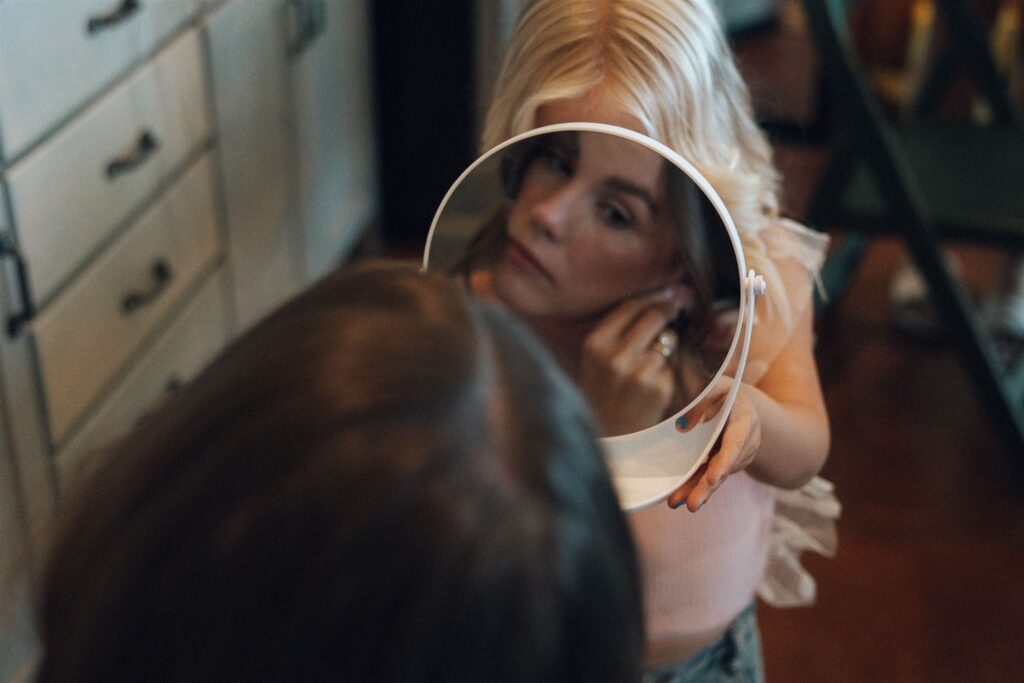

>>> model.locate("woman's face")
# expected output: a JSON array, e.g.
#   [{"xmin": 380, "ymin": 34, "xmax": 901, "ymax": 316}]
[{"xmin": 491, "ymin": 130, "xmax": 680, "ymax": 322}]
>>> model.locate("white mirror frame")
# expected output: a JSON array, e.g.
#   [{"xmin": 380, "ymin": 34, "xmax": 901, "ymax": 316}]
[{"xmin": 423, "ymin": 122, "xmax": 766, "ymax": 511}]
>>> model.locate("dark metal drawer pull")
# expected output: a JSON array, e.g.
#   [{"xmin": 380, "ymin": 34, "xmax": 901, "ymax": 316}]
[
  {"xmin": 87, "ymin": 0, "xmax": 141, "ymax": 34},
  {"xmin": 122, "ymin": 259, "xmax": 173, "ymax": 314},
  {"xmin": 106, "ymin": 131, "xmax": 159, "ymax": 179},
  {"xmin": 0, "ymin": 233, "xmax": 35, "ymax": 338},
  {"xmin": 286, "ymin": 0, "xmax": 326, "ymax": 56}
]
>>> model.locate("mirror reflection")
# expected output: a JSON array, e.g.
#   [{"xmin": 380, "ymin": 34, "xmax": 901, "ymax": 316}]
[{"xmin": 428, "ymin": 127, "xmax": 741, "ymax": 436}]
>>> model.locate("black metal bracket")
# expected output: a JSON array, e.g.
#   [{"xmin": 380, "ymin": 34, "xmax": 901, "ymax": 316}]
[
  {"xmin": 122, "ymin": 259, "xmax": 173, "ymax": 314},
  {"xmin": 106, "ymin": 131, "xmax": 159, "ymax": 180},
  {"xmin": 0, "ymin": 233, "xmax": 35, "ymax": 338},
  {"xmin": 87, "ymin": 0, "xmax": 141, "ymax": 35}
]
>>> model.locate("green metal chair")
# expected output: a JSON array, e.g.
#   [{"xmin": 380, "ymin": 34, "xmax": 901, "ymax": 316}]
[{"xmin": 801, "ymin": 0, "xmax": 1024, "ymax": 467}]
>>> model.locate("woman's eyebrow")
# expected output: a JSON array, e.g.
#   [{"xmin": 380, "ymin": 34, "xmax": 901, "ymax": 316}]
[
  {"xmin": 602, "ymin": 177, "xmax": 658, "ymax": 215},
  {"xmin": 548, "ymin": 132, "xmax": 580, "ymax": 160}
]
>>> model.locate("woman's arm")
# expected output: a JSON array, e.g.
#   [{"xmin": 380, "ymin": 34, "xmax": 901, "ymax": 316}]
[{"xmin": 667, "ymin": 298, "xmax": 830, "ymax": 510}]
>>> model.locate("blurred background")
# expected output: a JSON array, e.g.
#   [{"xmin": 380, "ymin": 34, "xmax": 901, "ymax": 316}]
[{"xmin": 1, "ymin": 1, "xmax": 1023, "ymax": 681}]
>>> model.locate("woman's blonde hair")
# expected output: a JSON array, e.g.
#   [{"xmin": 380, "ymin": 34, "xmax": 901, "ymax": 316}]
[{"xmin": 482, "ymin": 0, "xmax": 780, "ymax": 241}]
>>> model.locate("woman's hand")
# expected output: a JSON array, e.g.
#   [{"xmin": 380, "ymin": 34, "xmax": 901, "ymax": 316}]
[
  {"xmin": 665, "ymin": 278, "xmax": 832, "ymax": 511},
  {"xmin": 646, "ymin": 234, "xmax": 831, "ymax": 511},
  {"xmin": 578, "ymin": 286, "xmax": 693, "ymax": 436},
  {"xmin": 666, "ymin": 381, "xmax": 762, "ymax": 512}
]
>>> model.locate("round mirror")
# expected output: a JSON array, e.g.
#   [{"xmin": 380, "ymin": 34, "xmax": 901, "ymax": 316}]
[{"xmin": 424, "ymin": 123, "xmax": 761, "ymax": 510}]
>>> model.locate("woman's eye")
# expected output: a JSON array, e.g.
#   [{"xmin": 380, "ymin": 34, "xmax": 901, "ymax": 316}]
[
  {"xmin": 600, "ymin": 202, "xmax": 634, "ymax": 230},
  {"xmin": 541, "ymin": 148, "xmax": 573, "ymax": 175}
]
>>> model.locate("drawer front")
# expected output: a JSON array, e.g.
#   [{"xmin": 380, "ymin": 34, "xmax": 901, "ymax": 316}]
[
  {"xmin": 0, "ymin": 0, "xmax": 199, "ymax": 160},
  {"xmin": 6, "ymin": 27, "xmax": 211, "ymax": 304},
  {"xmin": 56, "ymin": 268, "xmax": 230, "ymax": 486},
  {"xmin": 34, "ymin": 153, "xmax": 222, "ymax": 445}
]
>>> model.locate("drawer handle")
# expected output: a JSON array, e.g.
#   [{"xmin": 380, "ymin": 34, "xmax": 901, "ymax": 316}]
[
  {"xmin": 87, "ymin": 0, "xmax": 141, "ymax": 34},
  {"xmin": 0, "ymin": 233, "xmax": 35, "ymax": 338},
  {"xmin": 106, "ymin": 131, "xmax": 159, "ymax": 179},
  {"xmin": 122, "ymin": 259, "xmax": 173, "ymax": 314}
]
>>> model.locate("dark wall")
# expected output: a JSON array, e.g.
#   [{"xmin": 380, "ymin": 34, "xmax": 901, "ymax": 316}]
[{"xmin": 371, "ymin": 0, "xmax": 477, "ymax": 251}]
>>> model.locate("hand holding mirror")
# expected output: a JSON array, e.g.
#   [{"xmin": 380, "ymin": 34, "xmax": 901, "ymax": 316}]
[{"xmin": 424, "ymin": 123, "xmax": 765, "ymax": 510}]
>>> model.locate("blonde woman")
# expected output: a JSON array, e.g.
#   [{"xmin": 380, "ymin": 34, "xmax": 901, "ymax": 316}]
[{"xmin": 480, "ymin": 1, "xmax": 839, "ymax": 680}]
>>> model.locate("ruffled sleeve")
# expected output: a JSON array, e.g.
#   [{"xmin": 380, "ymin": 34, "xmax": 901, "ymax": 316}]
[
  {"xmin": 741, "ymin": 219, "xmax": 842, "ymax": 608},
  {"xmin": 760, "ymin": 475, "xmax": 841, "ymax": 607},
  {"xmin": 738, "ymin": 218, "xmax": 829, "ymax": 383}
]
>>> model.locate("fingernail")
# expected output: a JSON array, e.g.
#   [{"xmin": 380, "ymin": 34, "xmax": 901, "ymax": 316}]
[
  {"xmin": 670, "ymin": 498, "xmax": 686, "ymax": 509},
  {"xmin": 674, "ymin": 415, "xmax": 688, "ymax": 432}
]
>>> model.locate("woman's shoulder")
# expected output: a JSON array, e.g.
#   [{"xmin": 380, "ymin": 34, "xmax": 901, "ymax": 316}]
[
  {"xmin": 741, "ymin": 217, "xmax": 829, "ymax": 325},
  {"xmin": 734, "ymin": 217, "xmax": 829, "ymax": 383}
]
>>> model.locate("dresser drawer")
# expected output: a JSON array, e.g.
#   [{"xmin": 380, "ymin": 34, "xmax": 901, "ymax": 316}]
[
  {"xmin": 6, "ymin": 27, "xmax": 211, "ymax": 304},
  {"xmin": 33, "ymin": 153, "xmax": 222, "ymax": 445},
  {"xmin": 55, "ymin": 267, "xmax": 230, "ymax": 486},
  {"xmin": 0, "ymin": 0, "xmax": 199, "ymax": 160}
]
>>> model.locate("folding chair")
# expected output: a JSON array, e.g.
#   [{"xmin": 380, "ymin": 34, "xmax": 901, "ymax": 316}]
[{"xmin": 801, "ymin": 0, "xmax": 1024, "ymax": 467}]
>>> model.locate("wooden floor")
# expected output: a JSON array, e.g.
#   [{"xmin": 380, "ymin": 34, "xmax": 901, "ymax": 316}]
[
  {"xmin": 760, "ymin": 237, "xmax": 1024, "ymax": 683},
  {"xmin": 733, "ymin": 6, "xmax": 1024, "ymax": 682}
]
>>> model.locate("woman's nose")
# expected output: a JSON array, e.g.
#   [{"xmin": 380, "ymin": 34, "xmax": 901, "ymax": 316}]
[{"xmin": 529, "ymin": 185, "xmax": 576, "ymax": 242}]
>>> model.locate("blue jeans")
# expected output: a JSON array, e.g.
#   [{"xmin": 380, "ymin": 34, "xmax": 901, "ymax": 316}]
[{"xmin": 642, "ymin": 604, "xmax": 764, "ymax": 683}]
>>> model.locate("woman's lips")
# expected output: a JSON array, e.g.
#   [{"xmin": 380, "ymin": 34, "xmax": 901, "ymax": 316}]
[{"xmin": 505, "ymin": 238, "xmax": 555, "ymax": 285}]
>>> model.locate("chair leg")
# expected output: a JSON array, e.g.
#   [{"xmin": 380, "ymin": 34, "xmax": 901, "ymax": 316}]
[
  {"xmin": 815, "ymin": 232, "xmax": 869, "ymax": 316},
  {"xmin": 905, "ymin": 231, "xmax": 1024, "ymax": 476},
  {"xmin": 912, "ymin": 49, "xmax": 959, "ymax": 119},
  {"xmin": 806, "ymin": 144, "xmax": 857, "ymax": 227},
  {"xmin": 807, "ymin": 145, "xmax": 867, "ymax": 315}
]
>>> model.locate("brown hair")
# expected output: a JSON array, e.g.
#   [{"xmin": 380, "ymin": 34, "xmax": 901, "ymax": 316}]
[{"xmin": 34, "ymin": 262, "xmax": 642, "ymax": 683}]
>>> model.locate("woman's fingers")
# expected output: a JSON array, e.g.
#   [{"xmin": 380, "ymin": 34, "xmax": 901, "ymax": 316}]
[
  {"xmin": 668, "ymin": 462, "xmax": 726, "ymax": 512},
  {"xmin": 622, "ymin": 309, "xmax": 679, "ymax": 355},
  {"xmin": 633, "ymin": 348, "xmax": 677, "ymax": 403},
  {"xmin": 667, "ymin": 462, "xmax": 706, "ymax": 510},
  {"xmin": 666, "ymin": 388, "xmax": 761, "ymax": 512},
  {"xmin": 587, "ymin": 290, "xmax": 672, "ymax": 345},
  {"xmin": 587, "ymin": 285, "xmax": 692, "ymax": 349},
  {"xmin": 708, "ymin": 405, "xmax": 755, "ymax": 484},
  {"xmin": 579, "ymin": 285, "xmax": 695, "ymax": 435}
]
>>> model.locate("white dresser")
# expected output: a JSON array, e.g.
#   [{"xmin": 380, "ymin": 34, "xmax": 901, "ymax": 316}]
[{"xmin": 0, "ymin": 2, "xmax": 376, "ymax": 679}]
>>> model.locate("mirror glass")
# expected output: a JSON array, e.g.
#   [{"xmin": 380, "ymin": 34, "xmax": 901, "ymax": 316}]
[{"xmin": 425, "ymin": 124, "xmax": 754, "ymax": 509}]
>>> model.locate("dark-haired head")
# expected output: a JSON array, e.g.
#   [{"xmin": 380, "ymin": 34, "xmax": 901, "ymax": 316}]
[{"xmin": 34, "ymin": 262, "xmax": 642, "ymax": 683}]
